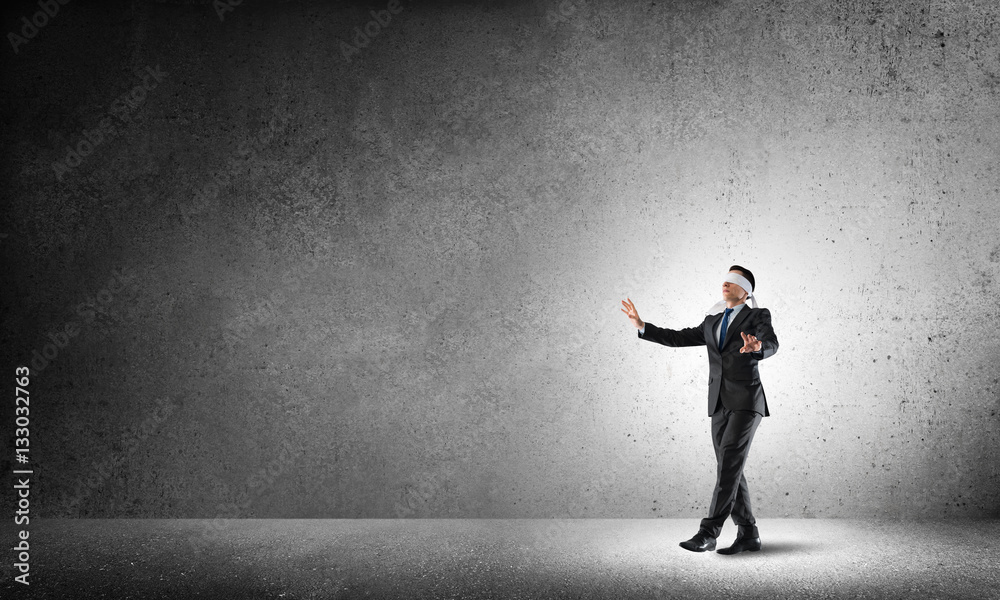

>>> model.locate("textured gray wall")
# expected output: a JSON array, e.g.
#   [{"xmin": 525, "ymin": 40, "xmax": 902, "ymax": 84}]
[{"xmin": 3, "ymin": 0, "xmax": 998, "ymax": 519}]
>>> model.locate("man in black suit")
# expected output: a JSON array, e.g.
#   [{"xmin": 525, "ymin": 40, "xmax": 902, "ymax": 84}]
[{"xmin": 621, "ymin": 265, "xmax": 778, "ymax": 555}]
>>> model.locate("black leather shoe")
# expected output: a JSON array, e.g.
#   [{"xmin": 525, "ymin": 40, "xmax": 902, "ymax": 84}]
[
  {"xmin": 717, "ymin": 535, "xmax": 761, "ymax": 555},
  {"xmin": 679, "ymin": 531, "xmax": 716, "ymax": 552}
]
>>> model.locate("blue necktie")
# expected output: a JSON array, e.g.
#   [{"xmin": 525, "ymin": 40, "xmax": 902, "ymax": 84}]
[{"xmin": 718, "ymin": 308, "xmax": 733, "ymax": 351}]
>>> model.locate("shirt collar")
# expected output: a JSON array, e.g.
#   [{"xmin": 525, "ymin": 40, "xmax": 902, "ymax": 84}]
[{"xmin": 726, "ymin": 302, "xmax": 748, "ymax": 314}]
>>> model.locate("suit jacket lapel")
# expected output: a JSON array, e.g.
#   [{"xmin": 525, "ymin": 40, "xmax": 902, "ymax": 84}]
[
  {"xmin": 720, "ymin": 306, "xmax": 751, "ymax": 351},
  {"xmin": 707, "ymin": 312, "xmax": 724, "ymax": 352}
]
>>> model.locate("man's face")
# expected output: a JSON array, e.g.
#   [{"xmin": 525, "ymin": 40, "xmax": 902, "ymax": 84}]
[{"xmin": 722, "ymin": 270, "xmax": 748, "ymax": 303}]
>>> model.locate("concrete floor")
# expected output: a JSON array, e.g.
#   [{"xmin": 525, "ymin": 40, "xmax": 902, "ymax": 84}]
[{"xmin": 2, "ymin": 519, "xmax": 998, "ymax": 599}]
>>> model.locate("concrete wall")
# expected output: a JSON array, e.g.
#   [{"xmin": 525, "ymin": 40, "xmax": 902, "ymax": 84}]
[{"xmin": 3, "ymin": 0, "xmax": 998, "ymax": 519}]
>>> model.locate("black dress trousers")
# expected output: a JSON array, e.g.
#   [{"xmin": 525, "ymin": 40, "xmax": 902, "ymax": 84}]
[{"xmin": 699, "ymin": 406, "xmax": 762, "ymax": 539}]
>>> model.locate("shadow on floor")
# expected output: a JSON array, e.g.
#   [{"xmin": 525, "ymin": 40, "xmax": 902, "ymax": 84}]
[{"xmin": 755, "ymin": 540, "xmax": 820, "ymax": 555}]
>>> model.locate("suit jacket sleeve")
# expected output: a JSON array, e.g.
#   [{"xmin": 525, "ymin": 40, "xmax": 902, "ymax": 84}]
[
  {"xmin": 748, "ymin": 308, "xmax": 778, "ymax": 360},
  {"xmin": 637, "ymin": 317, "xmax": 708, "ymax": 347}
]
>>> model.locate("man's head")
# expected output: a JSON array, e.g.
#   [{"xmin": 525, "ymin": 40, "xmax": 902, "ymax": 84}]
[{"xmin": 722, "ymin": 264, "xmax": 755, "ymax": 304}]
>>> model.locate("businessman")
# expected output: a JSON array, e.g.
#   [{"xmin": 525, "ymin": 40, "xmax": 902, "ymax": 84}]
[{"xmin": 621, "ymin": 265, "xmax": 778, "ymax": 555}]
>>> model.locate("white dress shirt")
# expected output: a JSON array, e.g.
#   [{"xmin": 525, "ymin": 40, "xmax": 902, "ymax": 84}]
[{"xmin": 713, "ymin": 301, "xmax": 747, "ymax": 347}]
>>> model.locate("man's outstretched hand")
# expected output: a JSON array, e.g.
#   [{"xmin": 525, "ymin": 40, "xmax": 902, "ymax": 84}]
[
  {"xmin": 621, "ymin": 298, "xmax": 644, "ymax": 329},
  {"xmin": 740, "ymin": 331, "xmax": 762, "ymax": 353}
]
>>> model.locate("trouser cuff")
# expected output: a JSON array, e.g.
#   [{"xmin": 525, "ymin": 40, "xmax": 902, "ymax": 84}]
[{"xmin": 738, "ymin": 525, "xmax": 759, "ymax": 538}]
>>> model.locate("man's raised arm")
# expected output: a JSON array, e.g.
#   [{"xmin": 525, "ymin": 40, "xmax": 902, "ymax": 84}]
[
  {"xmin": 639, "ymin": 320, "xmax": 707, "ymax": 347},
  {"xmin": 621, "ymin": 297, "xmax": 706, "ymax": 347}
]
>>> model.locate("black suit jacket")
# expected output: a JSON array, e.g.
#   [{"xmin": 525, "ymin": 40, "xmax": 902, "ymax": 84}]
[{"xmin": 638, "ymin": 307, "xmax": 778, "ymax": 417}]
